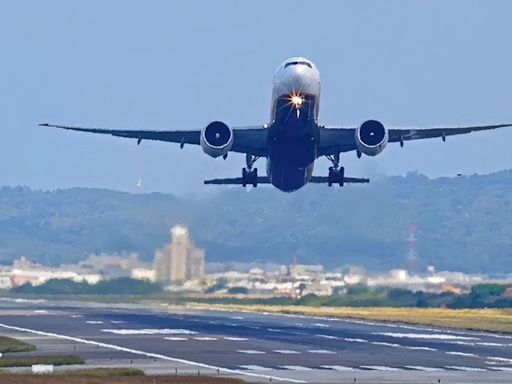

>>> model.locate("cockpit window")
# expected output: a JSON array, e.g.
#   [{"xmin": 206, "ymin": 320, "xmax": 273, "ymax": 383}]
[{"xmin": 284, "ymin": 61, "xmax": 312, "ymax": 68}]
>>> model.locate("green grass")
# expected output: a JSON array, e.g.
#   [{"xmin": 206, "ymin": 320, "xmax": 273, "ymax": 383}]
[
  {"xmin": 0, "ymin": 337, "xmax": 36, "ymax": 353},
  {"xmin": 0, "ymin": 355, "xmax": 84, "ymax": 368}
]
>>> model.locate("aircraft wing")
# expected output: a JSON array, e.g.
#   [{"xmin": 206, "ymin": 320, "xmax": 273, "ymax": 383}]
[
  {"xmin": 39, "ymin": 123, "xmax": 269, "ymax": 156},
  {"xmin": 318, "ymin": 123, "xmax": 512, "ymax": 156}
]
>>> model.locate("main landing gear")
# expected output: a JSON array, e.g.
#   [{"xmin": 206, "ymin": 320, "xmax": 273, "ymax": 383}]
[
  {"xmin": 242, "ymin": 153, "xmax": 260, "ymax": 187},
  {"xmin": 325, "ymin": 152, "xmax": 345, "ymax": 187}
]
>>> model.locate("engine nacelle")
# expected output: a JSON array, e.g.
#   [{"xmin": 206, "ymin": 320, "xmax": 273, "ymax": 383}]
[
  {"xmin": 200, "ymin": 121, "xmax": 234, "ymax": 158},
  {"xmin": 355, "ymin": 119, "xmax": 388, "ymax": 156}
]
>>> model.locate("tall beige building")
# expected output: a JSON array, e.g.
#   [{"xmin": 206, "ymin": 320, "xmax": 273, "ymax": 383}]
[{"xmin": 154, "ymin": 225, "xmax": 205, "ymax": 283}]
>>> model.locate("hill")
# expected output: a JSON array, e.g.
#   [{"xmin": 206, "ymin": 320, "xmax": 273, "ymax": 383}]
[{"xmin": 1, "ymin": 170, "xmax": 511, "ymax": 273}]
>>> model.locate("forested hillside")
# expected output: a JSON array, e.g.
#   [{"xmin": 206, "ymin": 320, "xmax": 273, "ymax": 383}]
[{"xmin": 1, "ymin": 170, "xmax": 511, "ymax": 273}]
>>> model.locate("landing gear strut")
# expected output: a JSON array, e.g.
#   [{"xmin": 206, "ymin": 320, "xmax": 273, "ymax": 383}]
[
  {"xmin": 325, "ymin": 152, "xmax": 345, "ymax": 187},
  {"xmin": 242, "ymin": 154, "xmax": 260, "ymax": 187}
]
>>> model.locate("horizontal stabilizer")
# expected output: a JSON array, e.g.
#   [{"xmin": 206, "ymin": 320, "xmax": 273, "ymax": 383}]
[
  {"xmin": 309, "ymin": 176, "xmax": 370, "ymax": 184},
  {"xmin": 204, "ymin": 177, "xmax": 270, "ymax": 185}
]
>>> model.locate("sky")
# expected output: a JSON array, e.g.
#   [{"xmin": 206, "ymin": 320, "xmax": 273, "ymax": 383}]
[{"xmin": 1, "ymin": 0, "xmax": 511, "ymax": 196}]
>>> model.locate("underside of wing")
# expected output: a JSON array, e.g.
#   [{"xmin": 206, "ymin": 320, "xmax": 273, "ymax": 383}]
[
  {"xmin": 40, "ymin": 123, "xmax": 268, "ymax": 156},
  {"xmin": 388, "ymin": 123, "xmax": 512, "ymax": 143},
  {"xmin": 317, "ymin": 123, "xmax": 512, "ymax": 156}
]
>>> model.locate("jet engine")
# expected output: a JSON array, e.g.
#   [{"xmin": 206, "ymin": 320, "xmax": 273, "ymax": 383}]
[
  {"xmin": 355, "ymin": 119, "xmax": 388, "ymax": 156},
  {"xmin": 200, "ymin": 121, "xmax": 234, "ymax": 158}
]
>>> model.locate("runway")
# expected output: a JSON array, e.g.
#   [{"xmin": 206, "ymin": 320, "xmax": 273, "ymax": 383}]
[{"xmin": 0, "ymin": 299, "xmax": 511, "ymax": 383}]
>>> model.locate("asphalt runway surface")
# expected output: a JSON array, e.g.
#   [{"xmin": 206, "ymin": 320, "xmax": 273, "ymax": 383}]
[{"xmin": 0, "ymin": 300, "xmax": 511, "ymax": 383}]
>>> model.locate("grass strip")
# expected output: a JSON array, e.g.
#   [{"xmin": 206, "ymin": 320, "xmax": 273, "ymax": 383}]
[
  {"xmin": 0, "ymin": 355, "xmax": 84, "ymax": 367},
  {"xmin": 0, "ymin": 337, "xmax": 36, "ymax": 353}
]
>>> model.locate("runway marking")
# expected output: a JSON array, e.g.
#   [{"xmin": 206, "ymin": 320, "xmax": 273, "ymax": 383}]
[
  {"xmin": 371, "ymin": 341, "xmax": 402, "ymax": 348},
  {"xmin": 70, "ymin": 315, "xmax": 83, "ymax": 318},
  {"xmin": 193, "ymin": 337, "xmax": 218, "ymax": 341},
  {"xmin": 0, "ymin": 322, "xmax": 305, "ymax": 383},
  {"xmin": 404, "ymin": 366, "xmax": 444, "ymax": 371},
  {"xmin": 238, "ymin": 365, "xmax": 273, "ymax": 371},
  {"xmin": 34, "ymin": 310, "xmax": 48, "ymax": 314},
  {"xmin": 320, "ymin": 365, "xmax": 356, "ymax": 371},
  {"xmin": 230, "ymin": 316, "xmax": 244, "ymax": 320},
  {"xmin": 360, "ymin": 366, "xmax": 402, "ymax": 371},
  {"xmin": 445, "ymin": 351, "xmax": 477, "ymax": 357},
  {"xmin": 344, "ymin": 338, "xmax": 369, "ymax": 343},
  {"xmin": 273, "ymin": 349, "xmax": 301, "ymax": 354},
  {"xmin": 485, "ymin": 356, "xmax": 512, "ymax": 364},
  {"xmin": 109, "ymin": 320, "xmax": 125, "ymax": 324},
  {"xmin": 267, "ymin": 328, "xmax": 285, "ymax": 332},
  {"xmin": 403, "ymin": 346, "xmax": 437, "ymax": 351},
  {"xmin": 86, "ymin": 321, "xmax": 103, "ymax": 324},
  {"xmin": 223, "ymin": 337, "xmax": 248, "ymax": 341},
  {"xmin": 279, "ymin": 366, "xmax": 312, "ymax": 371},
  {"xmin": 489, "ymin": 367, "xmax": 512, "ymax": 372},
  {"xmin": 316, "ymin": 334, "xmax": 337, "ymax": 339},
  {"xmin": 444, "ymin": 366, "xmax": 487, "ymax": 372},
  {"xmin": 450, "ymin": 341, "xmax": 475, "ymax": 346},
  {"xmin": 374, "ymin": 332, "xmax": 477, "ymax": 340},
  {"xmin": 477, "ymin": 342, "xmax": 503, "ymax": 347},
  {"xmin": 237, "ymin": 350, "xmax": 266, "ymax": 354},
  {"xmin": 101, "ymin": 328, "xmax": 197, "ymax": 335},
  {"xmin": 164, "ymin": 337, "xmax": 187, "ymax": 341},
  {"xmin": 313, "ymin": 323, "xmax": 329, "ymax": 328},
  {"xmin": 307, "ymin": 349, "xmax": 335, "ymax": 354}
]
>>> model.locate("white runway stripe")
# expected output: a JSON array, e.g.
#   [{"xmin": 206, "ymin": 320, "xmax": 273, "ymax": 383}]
[
  {"xmin": 445, "ymin": 351, "xmax": 477, "ymax": 357},
  {"xmin": 360, "ymin": 366, "xmax": 402, "ymax": 371},
  {"xmin": 164, "ymin": 337, "xmax": 187, "ymax": 341},
  {"xmin": 316, "ymin": 334, "xmax": 338, "ymax": 339},
  {"xmin": 489, "ymin": 367, "xmax": 512, "ymax": 372},
  {"xmin": 223, "ymin": 337, "xmax": 248, "ymax": 341},
  {"xmin": 404, "ymin": 346, "xmax": 437, "ymax": 351},
  {"xmin": 86, "ymin": 321, "xmax": 103, "ymax": 324},
  {"xmin": 237, "ymin": 350, "xmax": 266, "ymax": 354},
  {"xmin": 405, "ymin": 366, "xmax": 444, "ymax": 371},
  {"xmin": 371, "ymin": 341, "xmax": 402, "ymax": 348},
  {"xmin": 102, "ymin": 328, "xmax": 197, "ymax": 335},
  {"xmin": 344, "ymin": 338, "xmax": 369, "ymax": 343},
  {"xmin": 445, "ymin": 366, "xmax": 487, "ymax": 372},
  {"xmin": 279, "ymin": 366, "xmax": 312, "ymax": 371},
  {"xmin": 307, "ymin": 349, "xmax": 335, "ymax": 354},
  {"xmin": 477, "ymin": 342, "xmax": 503, "ymax": 347},
  {"xmin": 374, "ymin": 332, "xmax": 477, "ymax": 340},
  {"xmin": 193, "ymin": 337, "xmax": 218, "ymax": 341},
  {"xmin": 486, "ymin": 356, "xmax": 512, "ymax": 364},
  {"xmin": 321, "ymin": 365, "xmax": 357, "ymax": 371},
  {"xmin": 239, "ymin": 365, "xmax": 273, "ymax": 371},
  {"xmin": 273, "ymin": 349, "xmax": 301, "ymax": 354}
]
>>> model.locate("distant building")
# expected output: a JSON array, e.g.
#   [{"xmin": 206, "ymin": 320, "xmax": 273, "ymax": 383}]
[{"xmin": 154, "ymin": 225, "xmax": 205, "ymax": 284}]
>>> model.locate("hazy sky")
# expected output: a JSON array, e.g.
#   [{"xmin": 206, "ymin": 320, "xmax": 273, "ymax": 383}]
[{"xmin": 1, "ymin": 0, "xmax": 511, "ymax": 196}]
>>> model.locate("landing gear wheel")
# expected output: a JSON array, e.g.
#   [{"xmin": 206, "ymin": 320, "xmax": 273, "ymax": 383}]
[
  {"xmin": 242, "ymin": 167, "xmax": 258, "ymax": 188},
  {"xmin": 242, "ymin": 168, "xmax": 248, "ymax": 187},
  {"xmin": 252, "ymin": 168, "xmax": 258, "ymax": 188},
  {"xmin": 328, "ymin": 166, "xmax": 345, "ymax": 187}
]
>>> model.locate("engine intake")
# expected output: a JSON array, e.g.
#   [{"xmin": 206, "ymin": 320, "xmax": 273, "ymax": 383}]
[
  {"xmin": 200, "ymin": 121, "xmax": 233, "ymax": 158},
  {"xmin": 355, "ymin": 119, "xmax": 388, "ymax": 156}
]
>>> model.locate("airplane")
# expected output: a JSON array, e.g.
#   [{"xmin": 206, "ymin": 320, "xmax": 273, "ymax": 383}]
[{"xmin": 40, "ymin": 56, "xmax": 512, "ymax": 193}]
